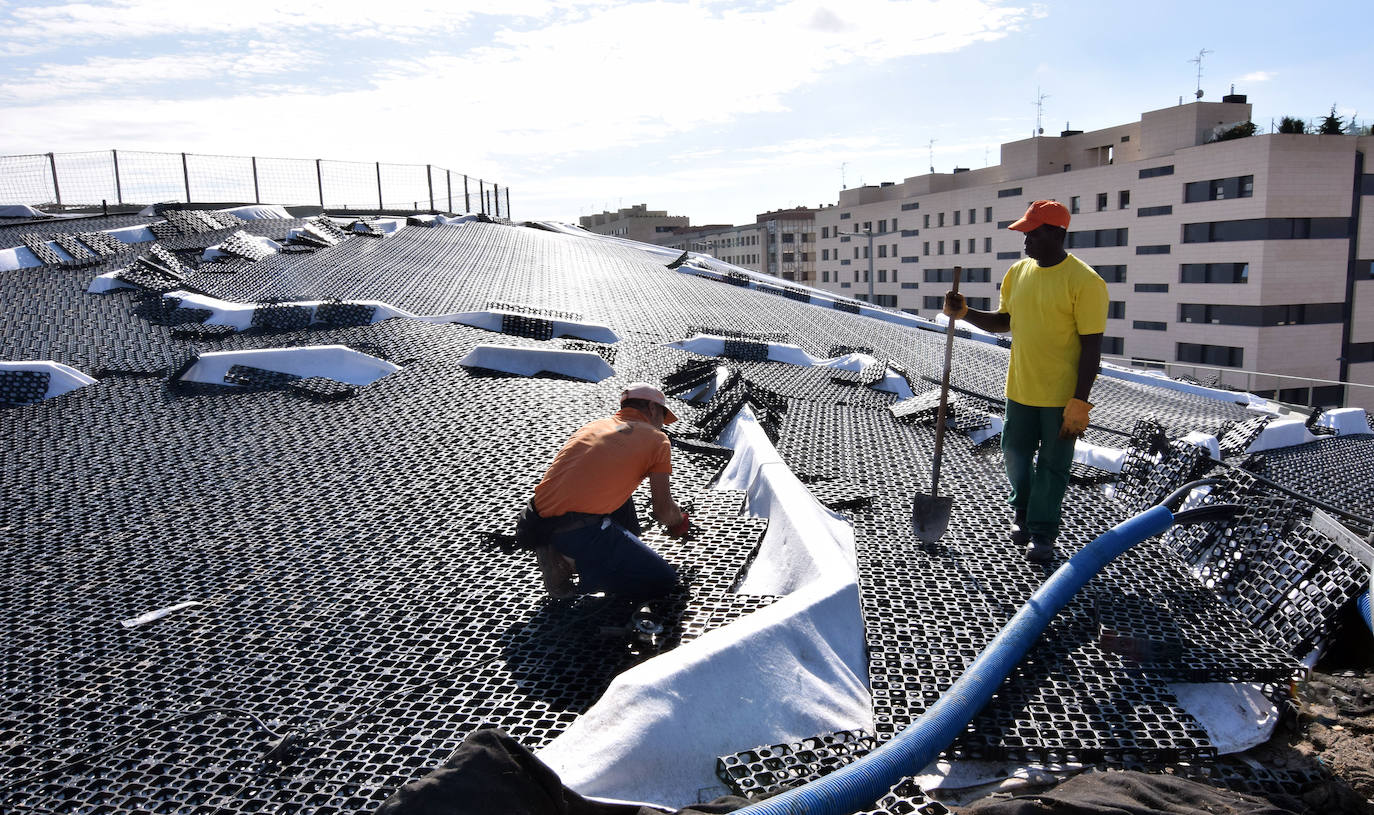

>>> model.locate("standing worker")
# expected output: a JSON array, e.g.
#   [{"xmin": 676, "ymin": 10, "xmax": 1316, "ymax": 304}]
[
  {"xmin": 943, "ymin": 200, "xmax": 1108, "ymax": 562},
  {"xmin": 517, "ymin": 384, "xmax": 691, "ymax": 598}
]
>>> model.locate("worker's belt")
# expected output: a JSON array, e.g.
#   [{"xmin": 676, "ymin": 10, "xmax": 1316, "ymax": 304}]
[{"xmin": 545, "ymin": 511, "xmax": 607, "ymax": 536}]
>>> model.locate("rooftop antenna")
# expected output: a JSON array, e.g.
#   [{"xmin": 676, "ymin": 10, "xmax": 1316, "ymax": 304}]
[
  {"xmin": 927, "ymin": 139, "xmax": 936, "ymax": 174},
  {"xmin": 1034, "ymin": 87, "xmax": 1049, "ymax": 136},
  {"xmin": 1189, "ymin": 48, "xmax": 1211, "ymax": 99},
  {"xmin": 840, "ymin": 161, "xmax": 849, "ymax": 190}
]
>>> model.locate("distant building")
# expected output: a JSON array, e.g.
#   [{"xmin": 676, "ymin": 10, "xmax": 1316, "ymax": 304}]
[
  {"xmin": 579, "ymin": 204, "xmax": 688, "ymax": 243},
  {"xmin": 658, "ymin": 207, "xmax": 819, "ymax": 283},
  {"xmin": 811, "ymin": 97, "xmax": 1374, "ymax": 409}
]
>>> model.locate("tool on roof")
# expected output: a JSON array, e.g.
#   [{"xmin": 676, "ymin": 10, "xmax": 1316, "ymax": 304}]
[{"xmin": 913, "ymin": 266, "xmax": 961, "ymax": 543}]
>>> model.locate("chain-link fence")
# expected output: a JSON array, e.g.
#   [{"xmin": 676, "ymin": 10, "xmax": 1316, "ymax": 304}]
[{"xmin": 0, "ymin": 150, "xmax": 511, "ymax": 217}]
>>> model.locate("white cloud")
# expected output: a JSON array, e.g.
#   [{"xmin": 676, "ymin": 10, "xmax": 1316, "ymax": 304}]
[
  {"xmin": 0, "ymin": 42, "xmax": 320, "ymax": 103},
  {"xmin": 1236, "ymin": 71, "xmax": 1275, "ymax": 83}
]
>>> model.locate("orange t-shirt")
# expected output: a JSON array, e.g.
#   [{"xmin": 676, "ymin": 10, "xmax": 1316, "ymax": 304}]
[{"xmin": 533, "ymin": 407, "xmax": 672, "ymax": 518}]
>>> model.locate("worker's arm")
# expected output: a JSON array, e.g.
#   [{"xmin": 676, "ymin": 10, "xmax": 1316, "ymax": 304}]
[
  {"xmin": 943, "ymin": 291, "xmax": 1011, "ymax": 333},
  {"xmin": 1074, "ymin": 333, "xmax": 1103, "ymax": 402},
  {"xmin": 1060, "ymin": 333, "xmax": 1103, "ymax": 439},
  {"xmin": 648, "ymin": 472, "xmax": 685, "ymax": 529}
]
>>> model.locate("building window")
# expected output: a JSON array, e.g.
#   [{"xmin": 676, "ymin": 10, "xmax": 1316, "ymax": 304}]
[
  {"xmin": 924, "ymin": 296, "xmax": 944, "ymax": 310},
  {"xmin": 1133, "ymin": 320, "xmax": 1167, "ymax": 331},
  {"xmin": 840, "ymin": 212, "xmax": 851, "ymax": 219},
  {"xmin": 996, "ymin": 250, "xmax": 1021, "ymax": 260},
  {"xmin": 1136, "ymin": 244, "xmax": 1171, "ymax": 255},
  {"xmin": 1067, "ymin": 228, "xmax": 1129, "ymax": 249},
  {"xmin": 938, "ymin": 241, "xmax": 944, "ymax": 255},
  {"xmin": 985, "ymin": 206, "xmax": 992, "ymax": 222},
  {"xmin": 926, "ymin": 267, "xmax": 991, "ymax": 283},
  {"xmin": 938, "ymin": 213, "xmax": 945, "ymax": 227},
  {"xmin": 821, "ymin": 249, "xmax": 829, "ymax": 261},
  {"xmin": 901, "ymin": 281, "xmax": 919, "ymax": 289},
  {"xmin": 1139, "ymin": 165, "xmax": 1174, "ymax": 179},
  {"xmin": 1138, "ymin": 205, "xmax": 1172, "ymax": 217},
  {"xmin": 822, "ymin": 270, "xmax": 829, "ymax": 282},
  {"xmin": 1108, "ymin": 301, "xmax": 1125, "ymax": 319},
  {"xmin": 782, "ymin": 232, "xmax": 795, "ymax": 243},
  {"xmin": 968, "ymin": 208, "xmax": 977, "ymax": 224},
  {"xmin": 1070, "ymin": 196, "xmax": 1080, "ymax": 214},
  {"xmin": 952, "ymin": 240, "xmax": 960, "ymax": 254},
  {"xmin": 782, "ymin": 252, "xmax": 795, "ymax": 263},
  {"xmin": 1184, "ymin": 175, "xmax": 1254, "ymax": 203},
  {"xmin": 967, "ymin": 238, "xmax": 975, "ymax": 253},
  {"xmin": 878, "ymin": 245, "xmax": 888, "ymax": 258},
  {"xmin": 901, "ymin": 202, "xmax": 920, "ymax": 211},
  {"xmin": 968, "ymin": 297, "xmax": 992, "ymax": 310},
  {"xmin": 1096, "ymin": 193, "xmax": 1108, "ymax": 211},
  {"xmin": 1063, "ymin": 164, "xmax": 1072, "ymax": 173},
  {"xmin": 1177, "ymin": 342, "xmax": 1244, "ymax": 367},
  {"xmin": 1178, "ymin": 302, "xmax": 1343, "ymax": 325},
  {"xmin": 1119, "ymin": 190, "xmax": 1130, "ymax": 209},
  {"xmin": 1134, "ymin": 283, "xmax": 1169, "ymax": 293},
  {"xmin": 901, "ymin": 256, "xmax": 919, "ymax": 263},
  {"xmin": 1102, "ymin": 336, "xmax": 1125, "ymax": 355},
  {"xmin": 923, "ymin": 214, "xmax": 931, "ymax": 228},
  {"xmin": 923, "ymin": 241, "xmax": 930, "ymax": 255},
  {"xmin": 984, "ymin": 237, "xmax": 992, "ymax": 253},
  {"xmin": 953, "ymin": 211, "xmax": 961, "ymax": 226},
  {"xmin": 997, "ymin": 220, "xmax": 1014, "ymax": 229},
  {"xmin": 1097, "ymin": 264, "xmax": 1127, "ymax": 283},
  {"xmin": 1183, "ymin": 217, "xmax": 1350, "ymax": 243},
  {"xmin": 998, "ymin": 186, "xmax": 1023, "ymax": 198},
  {"xmin": 1180, "ymin": 262, "xmax": 1248, "ymax": 284},
  {"xmin": 878, "ymin": 269, "xmax": 887, "ymax": 283}
]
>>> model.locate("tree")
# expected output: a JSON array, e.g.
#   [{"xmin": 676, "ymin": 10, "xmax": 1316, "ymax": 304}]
[
  {"xmin": 1216, "ymin": 121, "xmax": 1258, "ymax": 141},
  {"xmin": 1278, "ymin": 116, "xmax": 1306, "ymax": 134},
  {"xmin": 1318, "ymin": 104, "xmax": 1344, "ymax": 135}
]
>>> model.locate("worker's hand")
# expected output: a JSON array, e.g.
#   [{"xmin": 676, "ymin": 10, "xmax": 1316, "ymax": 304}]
[
  {"xmin": 1059, "ymin": 398, "xmax": 1092, "ymax": 439},
  {"xmin": 943, "ymin": 291, "xmax": 968, "ymax": 321},
  {"xmin": 667, "ymin": 514, "xmax": 691, "ymax": 538}
]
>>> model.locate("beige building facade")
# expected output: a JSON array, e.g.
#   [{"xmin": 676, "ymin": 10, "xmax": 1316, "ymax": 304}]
[
  {"xmin": 658, "ymin": 207, "xmax": 819, "ymax": 283},
  {"xmin": 812, "ymin": 98, "xmax": 1374, "ymax": 409},
  {"xmin": 579, "ymin": 204, "xmax": 689, "ymax": 244}
]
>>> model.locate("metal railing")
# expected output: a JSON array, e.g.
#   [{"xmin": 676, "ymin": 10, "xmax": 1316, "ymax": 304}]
[
  {"xmin": 1105, "ymin": 354, "xmax": 1374, "ymax": 408},
  {"xmin": 0, "ymin": 150, "xmax": 511, "ymax": 217}
]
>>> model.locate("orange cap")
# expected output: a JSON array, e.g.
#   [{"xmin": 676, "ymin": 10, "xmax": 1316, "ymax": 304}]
[{"xmin": 1007, "ymin": 200, "xmax": 1071, "ymax": 232}]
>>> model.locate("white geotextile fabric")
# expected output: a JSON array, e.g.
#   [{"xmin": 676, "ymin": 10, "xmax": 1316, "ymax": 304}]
[
  {"xmin": 0, "ymin": 359, "xmax": 97, "ymax": 400},
  {"xmin": 1169, "ymin": 682, "xmax": 1278, "ymax": 754},
  {"xmin": 457, "ymin": 345, "xmax": 615, "ymax": 382},
  {"xmin": 180, "ymin": 346, "xmax": 400, "ymax": 387},
  {"xmin": 1246, "ymin": 418, "xmax": 1321, "ymax": 453},
  {"xmin": 433, "ymin": 310, "xmax": 618, "ymax": 343},
  {"xmin": 1099, "ymin": 363, "xmax": 1270, "ymax": 410},
  {"xmin": 217, "ymin": 204, "xmax": 291, "ymax": 220},
  {"xmin": 718, "ymin": 407, "xmax": 859, "ymax": 596},
  {"xmin": 1072, "ymin": 440, "xmax": 1127, "ymax": 473},
  {"xmin": 1317, "ymin": 407, "xmax": 1372, "ymax": 436},
  {"xmin": 535, "ymin": 406, "xmax": 871, "ymax": 808},
  {"xmin": 0, "ymin": 204, "xmax": 47, "ymax": 217}
]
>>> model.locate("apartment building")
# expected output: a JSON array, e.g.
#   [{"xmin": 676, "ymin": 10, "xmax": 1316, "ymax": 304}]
[
  {"xmin": 579, "ymin": 204, "xmax": 688, "ymax": 243},
  {"xmin": 813, "ymin": 97, "xmax": 1374, "ymax": 409},
  {"xmin": 658, "ymin": 207, "xmax": 819, "ymax": 283}
]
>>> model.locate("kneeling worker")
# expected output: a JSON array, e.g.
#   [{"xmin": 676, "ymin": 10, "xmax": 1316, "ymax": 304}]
[{"xmin": 523, "ymin": 383, "xmax": 690, "ymax": 599}]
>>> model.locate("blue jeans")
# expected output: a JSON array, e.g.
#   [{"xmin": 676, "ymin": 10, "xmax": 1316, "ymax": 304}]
[
  {"xmin": 1002, "ymin": 399, "xmax": 1077, "ymax": 539},
  {"xmin": 551, "ymin": 519, "xmax": 677, "ymax": 598}
]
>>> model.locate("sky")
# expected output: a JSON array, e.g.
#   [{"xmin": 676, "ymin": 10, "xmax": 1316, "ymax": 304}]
[{"xmin": 0, "ymin": 0, "xmax": 1367, "ymax": 225}]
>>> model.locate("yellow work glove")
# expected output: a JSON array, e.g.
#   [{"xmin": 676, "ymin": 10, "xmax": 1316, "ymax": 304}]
[
  {"xmin": 1059, "ymin": 398, "xmax": 1092, "ymax": 439},
  {"xmin": 943, "ymin": 291, "xmax": 968, "ymax": 321}
]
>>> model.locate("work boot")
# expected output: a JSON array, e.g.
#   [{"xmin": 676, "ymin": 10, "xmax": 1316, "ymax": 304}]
[
  {"xmin": 535, "ymin": 544, "xmax": 577, "ymax": 599},
  {"xmin": 1025, "ymin": 534, "xmax": 1055, "ymax": 564},
  {"xmin": 1010, "ymin": 508, "xmax": 1029, "ymax": 546}
]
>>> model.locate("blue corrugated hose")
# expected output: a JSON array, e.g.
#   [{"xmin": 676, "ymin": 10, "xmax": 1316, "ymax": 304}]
[
  {"xmin": 1359, "ymin": 591, "xmax": 1372, "ymax": 636},
  {"xmin": 733, "ymin": 504, "xmax": 1177, "ymax": 815}
]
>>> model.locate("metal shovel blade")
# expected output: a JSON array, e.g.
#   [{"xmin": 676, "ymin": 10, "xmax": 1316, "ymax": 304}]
[{"xmin": 912, "ymin": 493, "xmax": 953, "ymax": 544}]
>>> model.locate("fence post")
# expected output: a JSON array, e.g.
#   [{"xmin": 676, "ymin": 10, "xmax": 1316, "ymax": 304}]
[
  {"xmin": 464, "ymin": 175, "xmax": 470, "ymax": 212},
  {"xmin": 446, "ymin": 170, "xmax": 452, "ymax": 213},
  {"xmin": 182, "ymin": 152, "xmax": 191, "ymax": 203},
  {"xmin": 376, "ymin": 162, "xmax": 383, "ymax": 210},
  {"xmin": 427, "ymin": 164, "xmax": 434, "ymax": 211},
  {"xmin": 112, "ymin": 149, "xmax": 123, "ymax": 205},
  {"xmin": 316, "ymin": 159, "xmax": 324, "ymax": 208},
  {"xmin": 493, "ymin": 183, "xmax": 500, "ymax": 218},
  {"xmin": 48, "ymin": 152, "xmax": 62, "ymax": 209},
  {"xmin": 505, "ymin": 187, "xmax": 511, "ymax": 220},
  {"xmin": 479, "ymin": 179, "xmax": 485, "ymax": 214},
  {"xmin": 252, "ymin": 156, "xmax": 260, "ymax": 204}
]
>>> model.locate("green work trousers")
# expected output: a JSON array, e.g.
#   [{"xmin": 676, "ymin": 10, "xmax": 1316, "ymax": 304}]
[{"xmin": 1002, "ymin": 398, "xmax": 1077, "ymax": 539}]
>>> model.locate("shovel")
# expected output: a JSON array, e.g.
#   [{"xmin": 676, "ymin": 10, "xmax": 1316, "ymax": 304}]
[{"xmin": 913, "ymin": 266, "xmax": 961, "ymax": 543}]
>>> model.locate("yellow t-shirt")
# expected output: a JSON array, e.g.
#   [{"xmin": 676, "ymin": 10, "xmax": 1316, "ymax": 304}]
[
  {"xmin": 997, "ymin": 253, "xmax": 1108, "ymax": 407},
  {"xmin": 533, "ymin": 407, "xmax": 672, "ymax": 518}
]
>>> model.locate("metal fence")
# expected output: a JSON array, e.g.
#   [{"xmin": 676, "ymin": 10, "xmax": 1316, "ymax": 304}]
[{"xmin": 0, "ymin": 150, "xmax": 511, "ymax": 217}]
